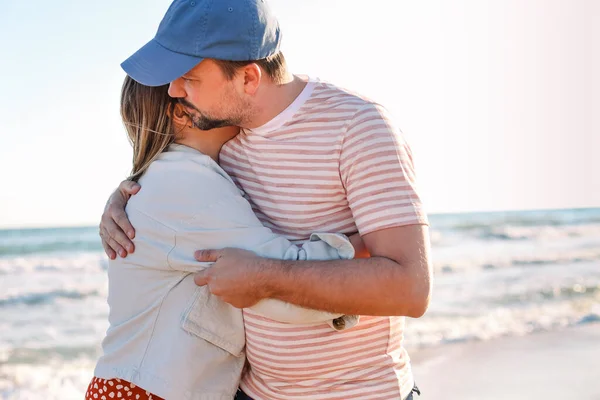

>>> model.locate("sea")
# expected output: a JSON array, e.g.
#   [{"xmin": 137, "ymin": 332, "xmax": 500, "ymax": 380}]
[{"xmin": 1, "ymin": 208, "xmax": 599, "ymax": 399}]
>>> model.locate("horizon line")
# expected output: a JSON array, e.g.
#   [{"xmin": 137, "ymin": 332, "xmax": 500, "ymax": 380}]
[{"xmin": 1, "ymin": 205, "xmax": 598, "ymax": 232}]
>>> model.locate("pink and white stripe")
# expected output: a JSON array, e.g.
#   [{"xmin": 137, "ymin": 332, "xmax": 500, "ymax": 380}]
[{"xmin": 220, "ymin": 80, "xmax": 427, "ymax": 399}]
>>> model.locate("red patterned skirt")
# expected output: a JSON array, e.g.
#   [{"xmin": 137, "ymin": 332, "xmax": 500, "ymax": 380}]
[{"xmin": 85, "ymin": 377, "xmax": 164, "ymax": 400}]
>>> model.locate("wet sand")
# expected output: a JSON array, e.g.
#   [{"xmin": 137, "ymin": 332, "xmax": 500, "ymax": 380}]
[{"xmin": 409, "ymin": 323, "xmax": 600, "ymax": 399}]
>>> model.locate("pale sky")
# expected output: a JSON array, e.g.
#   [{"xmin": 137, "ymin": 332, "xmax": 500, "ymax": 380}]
[{"xmin": 0, "ymin": 0, "xmax": 598, "ymax": 228}]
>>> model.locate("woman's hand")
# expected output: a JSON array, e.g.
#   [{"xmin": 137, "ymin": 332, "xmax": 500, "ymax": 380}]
[
  {"xmin": 99, "ymin": 180, "xmax": 141, "ymax": 259},
  {"xmin": 348, "ymin": 232, "xmax": 370, "ymax": 258}
]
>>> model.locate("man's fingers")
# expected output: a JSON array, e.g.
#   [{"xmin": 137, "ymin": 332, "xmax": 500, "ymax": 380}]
[
  {"xmin": 100, "ymin": 233, "xmax": 117, "ymax": 260},
  {"xmin": 111, "ymin": 180, "xmax": 139, "ymax": 240},
  {"xmin": 104, "ymin": 213, "xmax": 135, "ymax": 253},
  {"xmin": 98, "ymin": 182, "xmax": 138, "ymax": 258},
  {"xmin": 103, "ymin": 233, "xmax": 127, "ymax": 258},
  {"xmin": 109, "ymin": 203, "xmax": 136, "ymax": 241},
  {"xmin": 194, "ymin": 271, "xmax": 209, "ymax": 286},
  {"xmin": 194, "ymin": 249, "xmax": 221, "ymax": 262},
  {"xmin": 118, "ymin": 180, "xmax": 141, "ymax": 196},
  {"xmin": 100, "ymin": 228, "xmax": 116, "ymax": 259}
]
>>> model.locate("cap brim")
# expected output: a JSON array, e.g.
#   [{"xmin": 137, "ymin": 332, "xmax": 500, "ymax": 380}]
[{"xmin": 121, "ymin": 39, "xmax": 203, "ymax": 87}]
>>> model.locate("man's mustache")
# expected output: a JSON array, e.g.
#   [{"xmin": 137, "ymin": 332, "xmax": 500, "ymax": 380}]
[{"xmin": 178, "ymin": 99, "xmax": 200, "ymax": 113}]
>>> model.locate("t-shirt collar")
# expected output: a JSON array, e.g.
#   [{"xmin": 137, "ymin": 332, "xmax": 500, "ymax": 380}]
[{"xmin": 244, "ymin": 76, "xmax": 317, "ymax": 136}]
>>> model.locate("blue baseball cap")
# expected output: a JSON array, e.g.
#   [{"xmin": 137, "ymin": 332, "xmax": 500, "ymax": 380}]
[{"xmin": 121, "ymin": 0, "xmax": 282, "ymax": 87}]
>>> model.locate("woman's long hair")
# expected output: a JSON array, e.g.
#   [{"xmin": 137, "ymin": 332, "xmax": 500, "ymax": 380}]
[{"xmin": 120, "ymin": 76, "xmax": 180, "ymax": 181}]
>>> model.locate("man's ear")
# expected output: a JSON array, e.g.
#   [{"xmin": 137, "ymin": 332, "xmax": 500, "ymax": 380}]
[
  {"xmin": 171, "ymin": 103, "xmax": 191, "ymax": 129},
  {"xmin": 241, "ymin": 63, "xmax": 262, "ymax": 95}
]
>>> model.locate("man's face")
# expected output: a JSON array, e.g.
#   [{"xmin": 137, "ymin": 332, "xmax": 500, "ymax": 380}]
[{"xmin": 168, "ymin": 59, "xmax": 251, "ymax": 130}]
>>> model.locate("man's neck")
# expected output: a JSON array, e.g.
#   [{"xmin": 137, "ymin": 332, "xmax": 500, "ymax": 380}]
[{"xmin": 244, "ymin": 73, "xmax": 307, "ymax": 130}]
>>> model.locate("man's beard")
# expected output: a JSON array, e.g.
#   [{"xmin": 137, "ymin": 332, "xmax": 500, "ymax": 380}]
[
  {"xmin": 178, "ymin": 99, "xmax": 240, "ymax": 131},
  {"xmin": 189, "ymin": 112, "xmax": 238, "ymax": 131}
]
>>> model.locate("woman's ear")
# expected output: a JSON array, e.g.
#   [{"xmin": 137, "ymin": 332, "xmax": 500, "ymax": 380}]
[{"xmin": 171, "ymin": 103, "xmax": 192, "ymax": 130}]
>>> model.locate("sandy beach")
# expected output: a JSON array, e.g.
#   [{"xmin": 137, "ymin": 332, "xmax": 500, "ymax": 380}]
[{"xmin": 410, "ymin": 322, "xmax": 600, "ymax": 400}]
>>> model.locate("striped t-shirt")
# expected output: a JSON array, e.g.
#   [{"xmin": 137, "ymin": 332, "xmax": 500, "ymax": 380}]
[{"xmin": 219, "ymin": 78, "xmax": 428, "ymax": 400}]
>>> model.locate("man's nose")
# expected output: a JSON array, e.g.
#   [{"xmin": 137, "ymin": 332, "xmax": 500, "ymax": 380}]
[{"xmin": 168, "ymin": 78, "xmax": 186, "ymax": 98}]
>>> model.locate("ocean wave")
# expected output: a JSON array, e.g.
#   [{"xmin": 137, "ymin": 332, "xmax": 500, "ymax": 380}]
[
  {"xmin": 0, "ymin": 356, "xmax": 97, "ymax": 400},
  {"xmin": 0, "ymin": 240, "xmax": 102, "ymax": 257},
  {"xmin": 0, "ymin": 289, "xmax": 100, "ymax": 308},
  {"xmin": 430, "ymin": 208, "xmax": 600, "ymax": 232},
  {"xmin": 405, "ymin": 298, "xmax": 600, "ymax": 349},
  {"xmin": 428, "ymin": 223, "xmax": 600, "ymax": 249},
  {"xmin": 428, "ymin": 223, "xmax": 600, "ymax": 244},
  {"xmin": 0, "ymin": 253, "xmax": 107, "ymax": 275},
  {"xmin": 0, "ymin": 226, "xmax": 101, "ymax": 257},
  {"xmin": 510, "ymin": 252, "xmax": 600, "ymax": 266},
  {"xmin": 0, "ymin": 345, "xmax": 98, "ymax": 365},
  {"xmin": 578, "ymin": 314, "xmax": 600, "ymax": 324},
  {"xmin": 477, "ymin": 224, "xmax": 600, "ymax": 241},
  {"xmin": 493, "ymin": 283, "xmax": 600, "ymax": 305},
  {"xmin": 435, "ymin": 255, "xmax": 600, "ymax": 274}
]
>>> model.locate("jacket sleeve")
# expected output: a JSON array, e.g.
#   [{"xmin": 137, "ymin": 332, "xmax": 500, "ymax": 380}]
[
  {"xmin": 166, "ymin": 193, "xmax": 353, "ymax": 325},
  {"xmin": 167, "ymin": 195, "xmax": 361, "ymax": 325}
]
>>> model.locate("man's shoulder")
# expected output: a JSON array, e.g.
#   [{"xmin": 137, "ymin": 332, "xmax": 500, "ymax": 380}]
[
  {"xmin": 309, "ymin": 80, "xmax": 380, "ymax": 113},
  {"xmin": 310, "ymin": 81, "xmax": 396, "ymax": 128}
]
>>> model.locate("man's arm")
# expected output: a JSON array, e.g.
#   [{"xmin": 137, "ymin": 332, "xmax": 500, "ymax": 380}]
[
  {"xmin": 99, "ymin": 180, "xmax": 140, "ymax": 259},
  {"xmin": 195, "ymin": 102, "xmax": 431, "ymax": 317},
  {"xmin": 194, "ymin": 224, "xmax": 432, "ymax": 317}
]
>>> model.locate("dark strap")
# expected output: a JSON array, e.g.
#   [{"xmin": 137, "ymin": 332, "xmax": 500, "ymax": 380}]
[{"xmin": 412, "ymin": 383, "xmax": 421, "ymax": 396}]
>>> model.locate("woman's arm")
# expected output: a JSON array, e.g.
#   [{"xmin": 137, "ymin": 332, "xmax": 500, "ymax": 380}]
[{"xmin": 169, "ymin": 220, "xmax": 352, "ymax": 324}]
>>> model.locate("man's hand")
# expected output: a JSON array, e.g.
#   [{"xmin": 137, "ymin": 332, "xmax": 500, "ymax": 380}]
[
  {"xmin": 192, "ymin": 225, "xmax": 431, "ymax": 317},
  {"xmin": 194, "ymin": 248, "xmax": 271, "ymax": 308},
  {"xmin": 99, "ymin": 180, "xmax": 141, "ymax": 259}
]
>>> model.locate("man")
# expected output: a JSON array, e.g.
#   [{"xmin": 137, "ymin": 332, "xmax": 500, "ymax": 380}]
[{"xmin": 101, "ymin": 0, "xmax": 431, "ymax": 398}]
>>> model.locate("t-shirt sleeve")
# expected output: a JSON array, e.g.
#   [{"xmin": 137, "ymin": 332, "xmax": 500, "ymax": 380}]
[{"xmin": 339, "ymin": 103, "xmax": 428, "ymax": 235}]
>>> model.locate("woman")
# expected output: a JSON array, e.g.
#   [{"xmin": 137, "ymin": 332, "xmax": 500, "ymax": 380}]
[{"xmin": 86, "ymin": 77, "xmax": 358, "ymax": 400}]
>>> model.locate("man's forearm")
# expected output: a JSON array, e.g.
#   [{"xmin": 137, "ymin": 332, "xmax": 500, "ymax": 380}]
[{"xmin": 260, "ymin": 256, "xmax": 429, "ymax": 317}]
